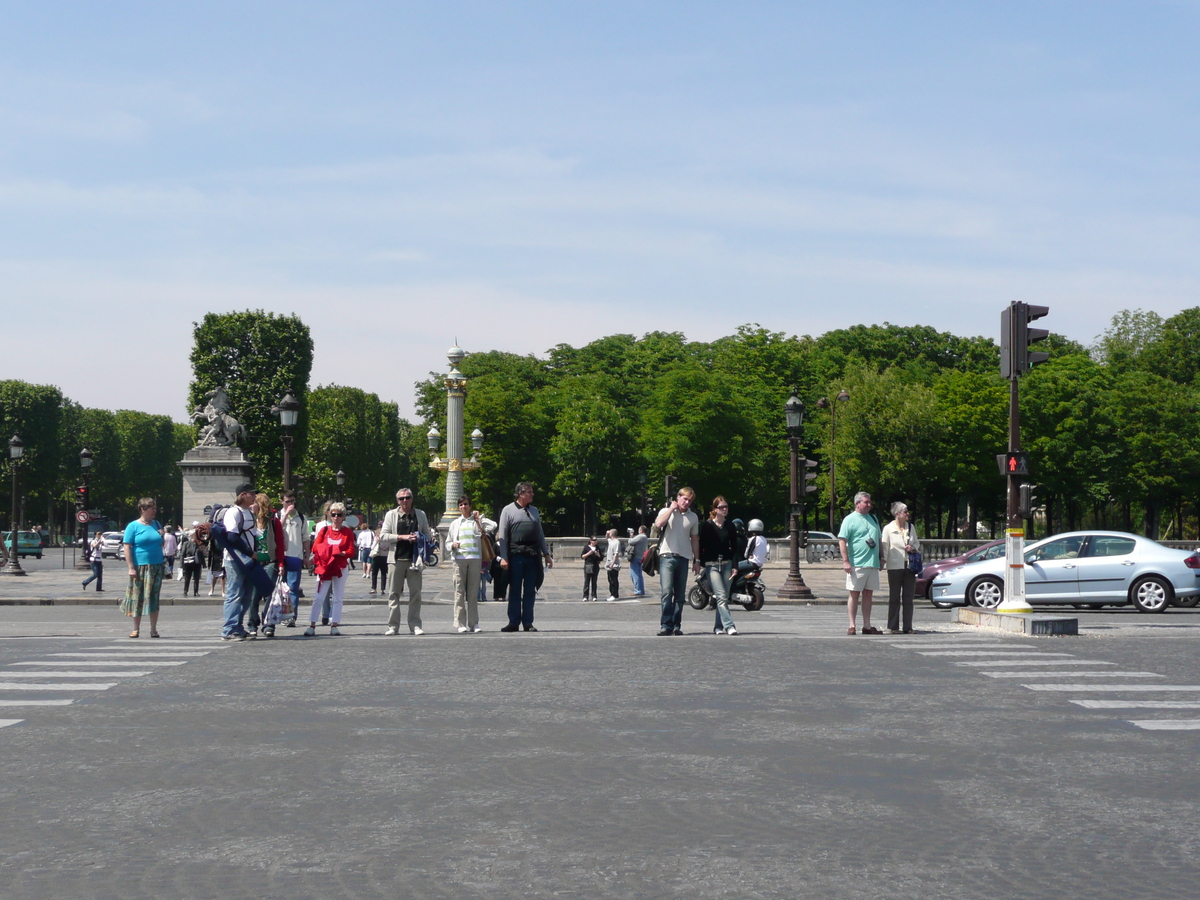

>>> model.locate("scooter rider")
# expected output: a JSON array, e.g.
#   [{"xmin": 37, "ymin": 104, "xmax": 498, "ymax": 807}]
[{"xmin": 739, "ymin": 519, "xmax": 768, "ymax": 574}]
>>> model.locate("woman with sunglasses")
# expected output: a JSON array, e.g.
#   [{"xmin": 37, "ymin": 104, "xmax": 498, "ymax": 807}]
[
  {"xmin": 305, "ymin": 502, "xmax": 354, "ymax": 636},
  {"xmin": 698, "ymin": 495, "xmax": 742, "ymax": 635}
]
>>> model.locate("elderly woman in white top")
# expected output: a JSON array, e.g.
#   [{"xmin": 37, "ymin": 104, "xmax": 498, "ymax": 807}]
[
  {"xmin": 881, "ymin": 501, "xmax": 921, "ymax": 634},
  {"xmin": 447, "ymin": 493, "xmax": 495, "ymax": 633}
]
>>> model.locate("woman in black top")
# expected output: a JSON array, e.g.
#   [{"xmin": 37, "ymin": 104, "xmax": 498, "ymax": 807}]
[
  {"xmin": 580, "ymin": 536, "xmax": 602, "ymax": 601},
  {"xmin": 699, "ymin": 495, "xmax": 741, "ymax": 635}
]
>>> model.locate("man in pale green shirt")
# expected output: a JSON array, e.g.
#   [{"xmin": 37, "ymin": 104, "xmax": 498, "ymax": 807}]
[{"xmin": 838, "ymin": 491, "xmax": 882, "ymax": 635}]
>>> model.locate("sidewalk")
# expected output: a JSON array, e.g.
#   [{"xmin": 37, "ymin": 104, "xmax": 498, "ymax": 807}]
[{"xmin": 0, "ymin": 555, "xmax": 850, "ymax": 606}]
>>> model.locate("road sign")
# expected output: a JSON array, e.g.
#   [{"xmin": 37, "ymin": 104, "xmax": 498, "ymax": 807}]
[
  {"xmin": 75, "ymin": 509, "xmax": 90, "ymax": 524},
  {"xmin": 996, "ymin": 451, "xmax": 1029, "ymax": 476}
]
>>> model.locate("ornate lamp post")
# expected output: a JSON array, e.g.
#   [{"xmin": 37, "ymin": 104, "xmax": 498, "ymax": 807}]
[
  {"xmin": 335, "ymin": 469, "xmax": 346, "ymax": 504},
  {"xmin": 270, "ymin": 392, "xmax": 300, "ymax": 491},
  {"xmin": 816, "ymin": 390, "xmax": 850, "ymax": 532},
  {"xmin": 75, "ymin": 448, "xmax": 94, "ymax": 570},
  {"xmin": 427, "ymin": 343, "xmax": 485, "ymax": 532},
  {"xmin": 2, "ymin": 434, "xmax": 26, "ymax": 576},
  {"xmin": 777, "ymin": 392, "xmax": 814, "ymax": 600}
]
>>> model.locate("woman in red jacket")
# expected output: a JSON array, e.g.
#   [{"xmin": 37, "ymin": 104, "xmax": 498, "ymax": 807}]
[{"xmin": 305, "ymin": 502, "xmax": 354, "ymax": 636}]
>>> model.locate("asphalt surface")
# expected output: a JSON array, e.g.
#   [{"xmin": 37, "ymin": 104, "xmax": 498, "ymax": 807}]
[{"xmin": 2, "ymin": 556, "xmax": 1200, "ymax": 899}]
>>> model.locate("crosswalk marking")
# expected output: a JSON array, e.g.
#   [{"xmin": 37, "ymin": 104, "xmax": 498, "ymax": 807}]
[
  {"xmin": 954, "ymin": 659, "xmax": 1114, "ymax": 667},
  {"xmin": 0, "ymin": 719, "xmax": 24, "ymax": 728},
  {"xmin": 0, "ymin": 683, "xmax": 118, "ymax": 691},
  {"xmin": 1127, "ymin": 720, "xmax": 1200, "ymax": 731},
  {"xmin": 1071, "ymin": 700, "xmax": 1200, "ymax": 709},
  {"xmin": 918, "ymin": 650, "xmax": 1074, "ymax": 657},
  {"xmin": 0, "ymin": 671, "xmax": 151, "ymax": 678},
  {"xmin": 0, "ymin": 699, "xmax": 74, "ymax": 706},
  {"xmin": 11, "ymin": 661, "xmax": 187, "ymax": 667},
  {"xmin": 980, "ymin": 671, "xmax": 1161, "ymax": 679},
  {"xmin": 1023, "ymin": 684, "xmax": 1200, "ymax": 692},
  {"xmin": 49, "ymin": 652, "xmax": 208, "ymax": 659}
]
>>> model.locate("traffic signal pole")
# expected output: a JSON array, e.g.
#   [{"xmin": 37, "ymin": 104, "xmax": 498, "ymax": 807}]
[{"xmin": 999, "ymin": 372, "xmax": 1031, "ymax": 612}]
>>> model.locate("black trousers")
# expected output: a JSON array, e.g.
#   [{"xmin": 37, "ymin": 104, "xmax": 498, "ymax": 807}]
[
  {"xmin": 371, "ymin": 558, "xmax": 389, "ymax": 592},
  {"xmin": 606, "ymin": 569, "xmax": 620, "ymax": 599},
  {"xmin": 887, "ymin": 568, "xmax": 915, "ymax": 631},
  {"xmin": 181, "ymin": 562, "xmax": 202, "ymax": 595},
  {"xmin": 583, "ymin": 568, "xmax": 599, "ymax": 599}
]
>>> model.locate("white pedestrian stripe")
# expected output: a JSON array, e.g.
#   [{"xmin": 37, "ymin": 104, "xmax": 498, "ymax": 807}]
[
  {"xmin": 1023, "ymin": 684, "xmax": 1200, "ymax": 692},
  {"xmin": 980, "ymin": 671, "xmax": 1161, "ymax": 679},
  {"xmin": 50, "ymin": 652, "xmax": 208, "ymax": 659},
  {"xmin": 1127, "ymin": 720, "xmax": 1200, "ymax": 731},
  {"xmin": 918, "ymin": 650, "xmax": 1075, "ymax": 657},
  {"xmin": 0, "ymin": 671, "xmax": 151, "ymax": 678},
  {"xmin": 1072, "ymin": 700, "xmax": 1200, "ymax": 709},
  {"xmin": 0, "ymin": 699, "xmax": 74, "ymax": 706},
  {"xmin": 954, "ymin": 659, "xmax": 1115, "ymax": 667},
  {"xmin": 0, "ymin": 683, "xmax": 118, "ymax": 691},
  {"xmin": 0, "ymin": 719, "xmax": 24, "ymax": 728},
  {"xmin": 11, "ymin": 661, "xmax": 186, "ymax": 667}
]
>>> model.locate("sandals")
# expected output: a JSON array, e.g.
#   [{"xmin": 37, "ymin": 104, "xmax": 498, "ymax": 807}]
[
  {"xmin": 150, "ymin": 632, "xmax": 160, "ymax": 639},
  {"xmin": 129, "ymin": 632, "xmax": 139, "ymax": 639}
]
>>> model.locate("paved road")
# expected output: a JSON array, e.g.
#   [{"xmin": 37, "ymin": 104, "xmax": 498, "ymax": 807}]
[{"xmin": 2, "ymin": 560, "xmax": 1200, "ymax": 899}]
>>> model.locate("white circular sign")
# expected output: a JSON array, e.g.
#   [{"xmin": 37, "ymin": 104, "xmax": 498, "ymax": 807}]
[
  {"xmin": 344, "ymin": 514, "xmax": 360, "ymax": 528},
  {"xmin": 75, "ymin": 510, "xmax": 90, "ymax": 524}
]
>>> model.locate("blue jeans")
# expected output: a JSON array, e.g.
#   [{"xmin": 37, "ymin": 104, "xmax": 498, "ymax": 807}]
[
  {"xmin": 82, "ymin": 559, "xmax": 103, "ymax": 590},
  {"xmin": 284, "ymin": 556, "xmax": 303, "ymax": 608},
  {"xmin": 628, "ymin": 556, "xmax": 645, "ymax": 595},
  {"xmin": 708, "ymin": 561, "xmax": 736, "ymax": 632},
  {"xmin": 221, "ymin": 551, "xmax": 252, "ymax": 636},
  {"xmin": 659, "ymin": 554, "xmax": 690, "ymax": 631},
  {"xmin": 507, "ymin": 553, "xmax": 540, "ymax": 628}
]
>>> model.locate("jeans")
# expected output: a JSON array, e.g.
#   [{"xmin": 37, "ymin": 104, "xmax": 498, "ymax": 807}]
[
  {"xmin": 708, "ymin": 561, "xmax": 735, "ymax": 632},
  {"xmin": 221, "ymin": 552, "xmax": 252, "ymax": 637},
  {"xmin": 659, "ymin": 554, "xmax": 690, "ymax": 631},
  {"xmin": 82, "ymin": 559, "xmax": 103, "ymax": 590},
  {"xmin": 507, "ymin": 553, "xmax": 539, "ymax": 628},
  {"xmin": 628, "ymin": 556, "xmax": 645, "ymax": 595},
  {"xmin": 247, "ymin": 563, "xmax": 279, "ymax": 631}
]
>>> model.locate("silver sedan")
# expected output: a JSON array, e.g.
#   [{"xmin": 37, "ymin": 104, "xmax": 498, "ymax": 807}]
[{"xmin": 929, "ymin": 531, "xmax": 1200, "ymax": 613}]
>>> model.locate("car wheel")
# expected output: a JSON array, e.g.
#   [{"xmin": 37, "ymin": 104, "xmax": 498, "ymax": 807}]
[
  {"xmin": 967, "ymin": 576, "xmax": 1004, "ymax": 609},
  {"xmin": 1131, "ymin": 576, "xmax": 1173, "ymax": 613},
  {"xmin": 1174, "ymin": 595, "xmax": 1200, "ymax": 608},
  {"xmin": 687, "ymin": 586, "xmax": 708, "ymax": 610}
]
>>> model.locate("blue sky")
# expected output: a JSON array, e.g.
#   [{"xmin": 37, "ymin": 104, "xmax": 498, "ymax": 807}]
[{"xmin": 2, "ymin": 2, "xmax": 1198, "ymax": 420}]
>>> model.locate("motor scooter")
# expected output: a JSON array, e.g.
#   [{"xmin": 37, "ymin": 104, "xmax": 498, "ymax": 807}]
[{"xmin": 688, "ymin": 563, "xmax": 765, "ymax": 611}]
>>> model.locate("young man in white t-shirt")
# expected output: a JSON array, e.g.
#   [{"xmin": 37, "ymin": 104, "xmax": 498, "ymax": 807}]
[
  {"xmin": 653, "ymin": 487, "xmax": 701, "ymax": 636},
  {"xmin": 221, "ymin": 482, "xmax": 261, "ymax": 641}
]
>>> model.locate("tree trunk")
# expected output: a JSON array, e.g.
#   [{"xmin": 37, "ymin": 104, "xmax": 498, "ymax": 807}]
[
  {"xmin": 1144, "ymin": 501, "xmax": 1158, "ymax": 540},
  {"xmin": 965, "ymin": 496, "xmax": 977, "ymax": 539}
]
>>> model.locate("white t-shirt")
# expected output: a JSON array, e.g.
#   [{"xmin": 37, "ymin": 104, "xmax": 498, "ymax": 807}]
[
  {"xmin": 745, "ymin": 535, "xmax": 768, "ymax": 567},
  {"xmin": 658, "ymin": 507, "xmax": 700, "ymax": 559},
  {"xmin": 223, "ymin": 504, "xmax": 260, "ymax": 566}
]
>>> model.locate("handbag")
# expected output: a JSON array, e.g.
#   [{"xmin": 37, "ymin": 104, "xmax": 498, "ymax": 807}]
[
  {"xmin": 480, "ymin": 531, "xmax": 495, "ymax": 565},
  {"xmin": 906, "ymin": 525, "xmax": 923, "ymax": 575},
  {"xmin": 641, "ymin": 542, "xmax": 660, "ymax": 577},
  {"xmin": 263, "ymin": 573, "xmax": 293, "ymax": 626}
]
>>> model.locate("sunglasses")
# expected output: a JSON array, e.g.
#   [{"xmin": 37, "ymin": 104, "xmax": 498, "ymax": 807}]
[{"xmin": 331, "ymin": 513, "xmax": 345, "ymax": 517}]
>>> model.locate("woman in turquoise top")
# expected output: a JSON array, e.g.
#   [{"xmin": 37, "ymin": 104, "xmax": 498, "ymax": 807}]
[{"xmin": 122, "ymin": 497, "xmax": 165, "ymax": 638}]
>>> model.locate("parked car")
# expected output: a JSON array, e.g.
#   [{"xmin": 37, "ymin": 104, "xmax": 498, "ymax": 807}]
[
  {"xmin": 99, "ymin": 531, "xmax": 125, "ymax": 559},
  {"xmin": 928, "ymin": 531, "xmax": 1200, "ymax": 613},
  {"xmin": 0, "ymin": 531, "xmax": 43, "ymax": 559},
  {"xmin": 919, "ymin": 539, "xmax": 1005, "ymax": 606}
]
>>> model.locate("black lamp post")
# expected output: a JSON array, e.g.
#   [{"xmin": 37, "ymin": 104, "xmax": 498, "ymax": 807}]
[
  {"xmin": 2, "ymin": 434, "xmax": 26, "ymax": 576},
  {"xmin": 75, "ymin": 447, "xmax": 94, "ymax": 570},
  {"xmin": 637, "ymin": 467, "xmax": 647, "ymax": 530},
  {"xmin": 270, "ymin": 392, "xmax": 300, "ymax": 491},
  {"xmin": 777, "ymin": 392, "xmax": 814, "ymax": 600},
  {"xmin": 816, "ymin": 390, "xmax": 850, "ymax": 532},
  {"xmin": 336, "ymin": 469, "xmax": 346, "ymax": 504}
]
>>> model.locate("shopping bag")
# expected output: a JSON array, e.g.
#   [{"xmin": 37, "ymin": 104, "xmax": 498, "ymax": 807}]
[{"xmin": 263, "ymin": 575, "xmax": 293, "ymax": 627}]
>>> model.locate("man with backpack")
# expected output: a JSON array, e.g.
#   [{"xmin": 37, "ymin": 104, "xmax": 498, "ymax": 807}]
[
  {"xmin": 220, "ymin": 483, "xmax": 261, "ymax": 641},
  {"xmin": 380, "ymin": 488, "xmax": 437, "ymax": 636}
]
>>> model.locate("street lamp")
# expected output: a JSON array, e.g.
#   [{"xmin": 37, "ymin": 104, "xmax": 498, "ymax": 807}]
[
  {"xmin": 270, "ymin": 391, "xmax": 300, "ymax": 491},
  {"xmin": 336, "ymin": 469, "xmax": 346, "ymax": 504},
  {"xmin": 777, "ymin": 392, "xmax": 813, "ymax": 600},
  {"xmin": 75, "ymin": 447, "xmax": 94, "ymax": 570},
  {"xmin": 637, "ymin": 468, "xmax": 647, "ymax": 530},
  {"xmin": 816, "ymin": 390, "xmax": 850, "ymax": 532},
  {"xmin": 2, "ymin": 434, "xmax": 26, "ymax": 576}
]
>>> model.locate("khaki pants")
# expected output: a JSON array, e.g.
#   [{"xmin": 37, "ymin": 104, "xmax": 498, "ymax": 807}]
[
  {"xmin": 387, "ymin": 558, "xmax": 424, "ymax": 631},
  {"xmin": 452, "ymin": 558, "xmax": 481, "ymax": 629}
]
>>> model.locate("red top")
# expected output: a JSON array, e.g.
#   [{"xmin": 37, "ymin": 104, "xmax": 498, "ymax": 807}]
[{"xmin": 311, "ymin": 524, "xmax": 355, "ymax": 578}]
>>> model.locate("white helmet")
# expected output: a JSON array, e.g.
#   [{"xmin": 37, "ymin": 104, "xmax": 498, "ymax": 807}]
[{"xmin": 747, "ymin": 519, "xmax": 764, "ymax": 535}]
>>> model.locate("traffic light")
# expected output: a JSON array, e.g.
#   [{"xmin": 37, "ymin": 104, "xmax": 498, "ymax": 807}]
[
  {"xmin": 75, "ymin": 485, "xmax": 87, "ymax": 508},
  {"xmin": 1019, "ymin": 483, "xmax": 1036, "ymax": 518},
  {"xmin": 803, "ymin": 458, "xmax": 819, "ymax": 494},
  {"xmin": 996, "ymin": 452, "xmax": 1030, "ymax": 476},
  {"xmin": 1000, "ymin": 302, "xmax": 1051, "ymax": 378},
  {"xmin": 664, "ymin": 474, "xmax": 676, "ymax": 501}
]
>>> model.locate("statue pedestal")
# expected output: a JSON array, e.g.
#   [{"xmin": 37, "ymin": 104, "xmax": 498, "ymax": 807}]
[{"xmin": 179, "ymin": 447, "xmax": 253, "ymax": 526}]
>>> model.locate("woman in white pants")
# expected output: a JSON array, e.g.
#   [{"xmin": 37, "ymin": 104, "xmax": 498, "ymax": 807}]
[{"xmin": 306, "ymin": 504, "xmax": 354, "ymax": 636}]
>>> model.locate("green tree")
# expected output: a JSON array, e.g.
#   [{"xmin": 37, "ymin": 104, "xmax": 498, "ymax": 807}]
[
  {"xmin": 0, "ymin": 380, "xmax": 65, "ymax": 529},
  {"xmin": 188, "ymin": 311, "xmax": 314, "ymax": 494}
]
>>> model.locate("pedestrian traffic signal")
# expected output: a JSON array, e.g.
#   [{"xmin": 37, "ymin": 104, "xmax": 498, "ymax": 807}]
[
  {"xmin": 995, "ymin": 451, "xmax": 1030, "ymax": 476},
  {"xmin": 1000, "ymin": 302, "xmax": 1051, "ymax": 378},
  {"xmin": 75, "ymin": 485, "xmax": 87, "ymax": 508},
  {"xmin": 1019, "ymin": 483, "xmax": 1037, "ymax": 518},
  {"xmin": 803, "ymin": 458, "xmax": 819, "ymax": 494}
]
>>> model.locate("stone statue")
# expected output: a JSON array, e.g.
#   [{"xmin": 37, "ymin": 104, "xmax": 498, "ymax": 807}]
[{"xmin": 191, "ymin": 386, "xmax": 245, "ymax": 447}]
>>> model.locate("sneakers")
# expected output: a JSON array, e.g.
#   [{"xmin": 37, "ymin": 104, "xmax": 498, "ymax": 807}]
[
  {"xmin": 714, "ymin": 627, "xmax": 725, "ymax": 635},
  {"xmin": 606, "ymin": 597, "xmax": 616, "ymax": 602},
  {"xmin": 673, "ymin": 628, "xmax": 683, "ymax": 636},
  {"xmin": 413, "ymin": 626, "xmax": 425, "ymax": 636},
  {"xmin": 246, "ymin": 630, "xmax": 257, "ymax": 640},
  {"xmin": 582, "ymin": 597, "xmax": 591, "ymax": 602},
  {"xmin": 321, "ymin": 617, "xmax": 329, "ymax": 626},
  {"xmin": 725, "ymin": 627, "xmax": 738, "ymax": 635},
  {"xmin": 303, "ymin": 626, "xmax": 316, "ymax": 637},
  {"xmin": 221, "ymin": 633, "xmax": 248, "ymax": 642},
  {"xmin": 457, "ymin": 626, "xmax": 469, "ymax": 633},
  {"xmin": 471, "ymin": 625, "xmax": 483, "ymax": 633},
  {"xmin": 657, "ymin": 628, "xmax": 672, "ymax": 636},
  {"xmin": 330, "ymin": 625, "xmax": 341, "ymax": 636},
  {"xmin": 384, "ymin": 627, "xmax": 399, "ymax": 636},
  {"xmin": 500, "ymin": 624, "xmax": 519, "ymax": 632},
  {"xmin": 285, "ymin": 618, "xmax": 296, "ymax": 628}
]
